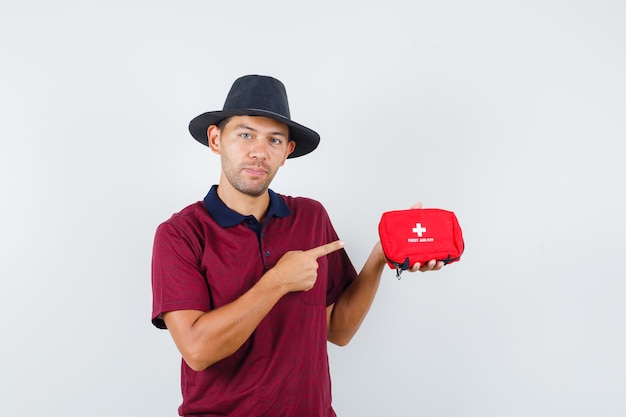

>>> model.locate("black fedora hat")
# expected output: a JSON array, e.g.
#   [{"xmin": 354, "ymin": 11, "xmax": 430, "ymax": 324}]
[{"xmin": 188, "ymin": 75, "xmax": 320, "ymax": 158}]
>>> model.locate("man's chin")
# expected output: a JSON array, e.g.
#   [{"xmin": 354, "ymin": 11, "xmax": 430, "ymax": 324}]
[
  {"xmin": 245, "ymin": 190, "xmax": 267, "ymax": 197},
  {"xmin": 236, "ymin": 184, "xmax": 269, "ymax": 197},
  {"xmin": 229, "ymin": 175, "xmax": 274, "ymax": 197}
]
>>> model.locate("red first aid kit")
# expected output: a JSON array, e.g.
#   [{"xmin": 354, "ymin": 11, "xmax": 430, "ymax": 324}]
[{"xmin": 378, "ymin": 208, "xmax": 464, "ymax": 277}]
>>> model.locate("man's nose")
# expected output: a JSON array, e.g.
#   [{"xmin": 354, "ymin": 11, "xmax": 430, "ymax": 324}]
[{"xmin": 248, "ymin": 139, "xmax": 268, "ymax": 159}]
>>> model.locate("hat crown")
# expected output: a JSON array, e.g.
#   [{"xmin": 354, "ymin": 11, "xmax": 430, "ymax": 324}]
[{"xmin": 223, "ymin": 75, "xmax": 291, "ymax": 119}]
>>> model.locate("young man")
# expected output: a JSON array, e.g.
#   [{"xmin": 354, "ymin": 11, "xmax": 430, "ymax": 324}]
[{"xmin": 151, "ymin": 75, "xmax": 442, "ymax": 417}]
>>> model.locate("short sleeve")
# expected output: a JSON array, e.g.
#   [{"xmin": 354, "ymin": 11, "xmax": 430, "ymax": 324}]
[
  {"xmin": 151, "ymin": 222, "xmax": 212, "ymax": 329},
  {"xmin": 319, "ymin": 209, "xmax": 357, "ymax": 306}
]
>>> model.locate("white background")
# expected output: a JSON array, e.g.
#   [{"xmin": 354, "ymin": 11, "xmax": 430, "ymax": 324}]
[{"xmin": 1, "ymin": 1, "xmax": 625, "ymax": 416}]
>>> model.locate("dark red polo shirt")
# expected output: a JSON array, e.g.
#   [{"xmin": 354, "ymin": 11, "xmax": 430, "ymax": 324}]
[{"xmin": 151, "ymin": 185, "xmax": 357, "ymax": 417}]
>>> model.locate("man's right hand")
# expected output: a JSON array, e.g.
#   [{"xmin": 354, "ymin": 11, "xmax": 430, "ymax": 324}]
[{"xmin": 264, "ymin": 240, "xmax": 345, "ymax": 293}]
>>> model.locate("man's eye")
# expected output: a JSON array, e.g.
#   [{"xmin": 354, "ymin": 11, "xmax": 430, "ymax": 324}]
[
  {"xmin": 240, "ymin": 133, "xmax": 252, "ymax": 139},
  {"xmin": 270, "ymin": 138, "xmax": 282, "ymax": 145}
]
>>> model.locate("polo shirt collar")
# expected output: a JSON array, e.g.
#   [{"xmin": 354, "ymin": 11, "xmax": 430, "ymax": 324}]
[{"xmin": 203, "ymin": 184, "xmax": 291, "ymax": 227}]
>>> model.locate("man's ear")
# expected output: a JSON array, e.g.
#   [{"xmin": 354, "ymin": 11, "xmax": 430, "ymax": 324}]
[
  {"xmin": 281, "ymin": 140, "xmax": 296, "ymax": 165},
  {"xmin": 207, "ymin": 125, "xmax": 220, "ymax": 154}
]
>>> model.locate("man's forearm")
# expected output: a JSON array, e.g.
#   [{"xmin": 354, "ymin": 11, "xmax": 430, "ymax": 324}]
[
  {"xmin": 164, "ymin": 272, "xmax": 287, "ymax": 371},
  {"xmin": 327, "ymin": 242, "xmax": 386, "ymax": 345}
]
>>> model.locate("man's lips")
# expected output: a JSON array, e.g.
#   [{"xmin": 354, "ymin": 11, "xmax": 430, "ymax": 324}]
[{"xmin": 242, "ymin": 166, "xmax": 268, "ymax": 176}]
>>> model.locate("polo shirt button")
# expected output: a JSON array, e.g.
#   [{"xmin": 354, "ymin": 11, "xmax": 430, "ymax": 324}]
[{"xmin": 265, "ymin": 251, "xmax": 271, "ymax": 257}]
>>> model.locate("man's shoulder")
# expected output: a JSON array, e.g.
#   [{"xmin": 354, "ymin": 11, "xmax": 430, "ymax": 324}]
[
  {"xmin": 275, "ymin": 194, "xmax": 333, "ymax": 228},
  {"xmin": 157, "ymin": 201, "xmax": 211, "ymax": 231},
  {"xmin": 278, "ymin": 193, "xmax": 326, "ymax": 212}
]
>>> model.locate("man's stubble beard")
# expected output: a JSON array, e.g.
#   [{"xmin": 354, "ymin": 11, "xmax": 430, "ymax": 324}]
[{"xmin": 221, "ymin": 153, "xmax": 278, "ymax": 197}]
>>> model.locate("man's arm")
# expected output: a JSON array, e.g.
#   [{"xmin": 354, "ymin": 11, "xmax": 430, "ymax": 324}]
[
  {"xmin": 327, "ymin": 203, "xmax": 443, "ymax": 346},
  {"xmin": 325, "ymin": 242, "xmax": 385, "ymax": 346},
  {"xmin": 163, "ymin": 281, "xmax": 284, "ymax": 372},
  {"xmin": 163, "ymin": 241, "xmax": 344, "ymax": 372}
]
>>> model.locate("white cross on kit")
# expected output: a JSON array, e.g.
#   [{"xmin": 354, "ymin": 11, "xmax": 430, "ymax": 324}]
[{"xmin": 412, "ymin": 223, "xmax": 427, "ymax": 237}]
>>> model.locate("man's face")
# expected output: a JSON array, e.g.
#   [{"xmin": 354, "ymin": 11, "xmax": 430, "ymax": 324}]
[{"xmin": 209, "ymin": 115, "xmax": 295, "ymax": 197}]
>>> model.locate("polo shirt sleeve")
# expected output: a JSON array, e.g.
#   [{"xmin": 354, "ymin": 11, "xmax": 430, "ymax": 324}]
[
  {"xmin": 151, "ymin": 221, "xmax": 211, "ymax": 329},
  {"xmin": 321, "ymin": 212, "xmax": 358, "ymax": 306},
  {"xmin": 325, "ymin": 247, "xmax": 357, "ymax": 306}
]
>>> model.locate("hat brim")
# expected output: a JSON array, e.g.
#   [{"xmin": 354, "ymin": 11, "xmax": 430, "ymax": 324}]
[{"xmin": 188, "ymin": 109, "xmax": 320, "ymax": 158}]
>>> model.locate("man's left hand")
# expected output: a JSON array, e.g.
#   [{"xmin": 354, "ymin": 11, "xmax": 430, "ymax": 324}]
[{"xmin": 409, "ymin": 259, "xmax": 445, "ymax": 273}]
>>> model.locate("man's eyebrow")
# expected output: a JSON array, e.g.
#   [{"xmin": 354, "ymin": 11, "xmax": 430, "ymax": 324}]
[
  {"xmin": 233, "ymin": 124, "xmax": 256, "ymax": 132},
  {"xmin": 233, "ymin": 124, "xmax": 287, "ymax": 137}
]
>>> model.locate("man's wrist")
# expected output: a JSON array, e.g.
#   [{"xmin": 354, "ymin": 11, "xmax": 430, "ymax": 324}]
[{"xmin": 372, "ymin": 241, "xmax": 387, "ymax": 267}]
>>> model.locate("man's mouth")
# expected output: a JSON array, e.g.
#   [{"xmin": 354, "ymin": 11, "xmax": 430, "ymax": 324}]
[{"xmin": 243, "ymin": 166, "xmax": 267, "ymax": 177}]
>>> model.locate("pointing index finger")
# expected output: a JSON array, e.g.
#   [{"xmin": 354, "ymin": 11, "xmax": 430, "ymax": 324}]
[{"xmin": 307, "ymin": 240, "xmax": 345, "ymax": 259}]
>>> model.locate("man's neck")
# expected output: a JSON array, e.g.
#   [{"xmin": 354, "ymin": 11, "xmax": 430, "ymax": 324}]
[{"xmin": 216, "ymin": 181, "xmax": 270, "ymax": 223}]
